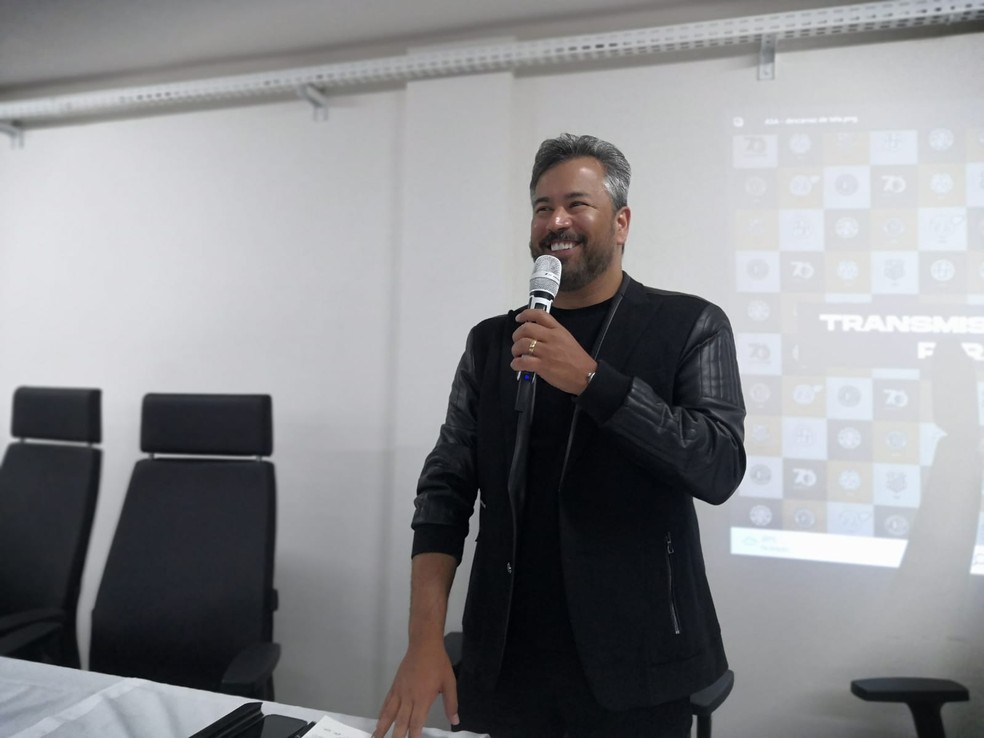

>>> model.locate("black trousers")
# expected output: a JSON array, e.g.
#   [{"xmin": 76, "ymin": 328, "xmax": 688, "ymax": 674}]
[{"xmin": 454, "ymin": 646, "xmax": 692, "ymax": 738}]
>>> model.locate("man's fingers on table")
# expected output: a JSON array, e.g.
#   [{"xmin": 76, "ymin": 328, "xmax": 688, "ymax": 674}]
[
  {"xmin": 443, "ymin": 677, "xmax": 460, "ymax": 726},
  {"xmin": 391, "ymin": 699, "xmax": 418, "ymax": 738}
]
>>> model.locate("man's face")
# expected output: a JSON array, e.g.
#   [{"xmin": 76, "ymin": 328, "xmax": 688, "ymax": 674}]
[{"xmin": 529, "ymin": 157, "xmax": 629, "ymax": 293}]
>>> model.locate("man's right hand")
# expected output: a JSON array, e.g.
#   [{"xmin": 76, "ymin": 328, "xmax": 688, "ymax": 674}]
[{"xmin": 373, "ymin": 638, "xmax": 459, "ymax": 738}]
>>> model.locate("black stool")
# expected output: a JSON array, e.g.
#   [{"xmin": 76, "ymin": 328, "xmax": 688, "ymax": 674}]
[{"xmin": 851, "ymin": 677, "xmax": 969, "ymax": 738}]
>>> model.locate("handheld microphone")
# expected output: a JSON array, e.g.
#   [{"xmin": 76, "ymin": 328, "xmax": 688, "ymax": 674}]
[
  {"xmin": 509, "ymin": 254, "xmax": 562, "ymax": 507},
  {"xmin": 528, "ymin": 254, "xmax": 562, "ymax": 312},
  {"xmin": 518, "ymin": 255, "xmax": 562, "ymax": 385}
]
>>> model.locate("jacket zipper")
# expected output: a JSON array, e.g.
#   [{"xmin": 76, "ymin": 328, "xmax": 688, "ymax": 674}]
[{"xmin": 665, "ymin": 532, "xmax": 682, "ymax": 635}]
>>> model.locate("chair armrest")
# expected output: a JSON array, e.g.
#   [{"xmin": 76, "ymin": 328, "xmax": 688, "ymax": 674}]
[
  {"xmin": 0, "ymin": 608, "xmax": 65, "ymax": 635},
  {"xmin": 0, "ymin": 621, "xmax": 63, "ymax": 657},
  {"xmin": 219, "ymin": 642, "xmax": 281, "ymax": 697},
  {"xmin": 851, "ymin": 677, "xmax": 969, "ymax": 704},
  {"xmin": 691, "ymin": 669, "xmax": 735, "ymax": 717}
]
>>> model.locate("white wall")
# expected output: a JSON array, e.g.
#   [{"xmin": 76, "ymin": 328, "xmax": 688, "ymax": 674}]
[{"xmin": 1, "ymin": 27, "xmax": 982, "ymax": 737}]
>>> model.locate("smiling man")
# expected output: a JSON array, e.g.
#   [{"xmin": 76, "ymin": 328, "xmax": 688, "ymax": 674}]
[
  {"xmin": 529, "ymin": 152, "xmax": 628, "ymax": 302},
  {"xmin": 375, "ymin": 134, "xmax": 747, "ymax": 738}
]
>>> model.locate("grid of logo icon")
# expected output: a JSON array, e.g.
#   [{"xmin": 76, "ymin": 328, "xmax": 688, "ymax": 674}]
[{"xmin": 728, "ymin": 108, "xmax": 984, "ymax": 569}]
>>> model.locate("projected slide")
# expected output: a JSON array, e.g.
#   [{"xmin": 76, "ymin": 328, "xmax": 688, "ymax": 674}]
[{"xmin": 727, "ymin": 103, "xmax": 984, "ymax": 573}]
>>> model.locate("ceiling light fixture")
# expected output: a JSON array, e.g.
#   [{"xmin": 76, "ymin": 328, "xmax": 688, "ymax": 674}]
[{"xmin": 0, "ymin": 0, "xmax": 981, "ymax": 136}]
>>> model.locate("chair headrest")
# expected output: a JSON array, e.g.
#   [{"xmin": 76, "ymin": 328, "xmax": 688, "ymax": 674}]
[
  {"xmin": 12, "ymin": 387, "xmax": 102, "ymax": 444},
  {"xmin": 140, "ymin": 394, "xmax": 273, "ymax": 456}
]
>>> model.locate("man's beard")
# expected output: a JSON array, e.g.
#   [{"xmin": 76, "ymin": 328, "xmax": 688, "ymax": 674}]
[{"xmin": 529, "ymin": 227, "xmax": 618, "ymax": 292}]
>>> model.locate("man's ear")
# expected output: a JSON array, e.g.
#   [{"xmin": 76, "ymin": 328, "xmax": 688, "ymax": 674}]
[{"xmin": 616, "ymin": 206, "xmax": 631, "ymax": 247}]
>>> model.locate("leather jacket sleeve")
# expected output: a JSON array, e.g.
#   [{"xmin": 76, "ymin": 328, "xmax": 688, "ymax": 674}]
[
  {"xmin": 411, "ymin": 326, "xmax": 483, "ymax": 562},
  {"xmin": 576, "ymin": 302, "xmax": 746, "ymax": 505}
]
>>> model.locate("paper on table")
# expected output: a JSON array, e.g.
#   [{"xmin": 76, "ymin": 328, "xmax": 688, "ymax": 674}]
[{"xmin": 304, "ymin": 715, "xmax": 372, "ymax": 738}]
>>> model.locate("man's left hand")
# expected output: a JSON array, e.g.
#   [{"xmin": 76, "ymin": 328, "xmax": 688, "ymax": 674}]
[{"xmin": 511, "ymin": 308, "xmax": 597, "ymax": 395}]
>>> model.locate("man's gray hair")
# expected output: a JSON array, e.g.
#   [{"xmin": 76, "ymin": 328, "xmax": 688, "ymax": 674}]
[{"xmin": 529, "ymin": 133, "xmax": 631, "ymax": 211}]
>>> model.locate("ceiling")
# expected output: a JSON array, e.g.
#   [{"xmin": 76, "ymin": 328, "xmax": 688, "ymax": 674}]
[{"xmin": 0, "ymin": 0, "xmax": 864, "ymax": 101}]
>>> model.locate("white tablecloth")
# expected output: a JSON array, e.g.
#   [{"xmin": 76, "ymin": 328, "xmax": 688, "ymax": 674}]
[{"xmin": 0, "ymin": 657, "xmax": 480, "ymax": 738}]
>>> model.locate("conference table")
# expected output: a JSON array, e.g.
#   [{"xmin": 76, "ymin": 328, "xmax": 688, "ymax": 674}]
[{"xmin": 0, "ymin": 657, "xmax": 485, "ymax": 738}]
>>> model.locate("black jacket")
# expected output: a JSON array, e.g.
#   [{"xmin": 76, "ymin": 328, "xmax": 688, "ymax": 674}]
[{"xmin": 412, "ymin": 275, "xmax": 746, "ymax": 710}]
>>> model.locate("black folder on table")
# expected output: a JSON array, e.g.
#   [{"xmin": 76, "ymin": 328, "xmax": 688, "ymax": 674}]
[{"xmin": 188, "ymin": 702, "xmax": 313, "ymax": 738}]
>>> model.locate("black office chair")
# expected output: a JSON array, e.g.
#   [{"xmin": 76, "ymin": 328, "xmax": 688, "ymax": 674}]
[
  {"xmin": 851, "ymin": 677, "xmax": 970, "ymax": 738},
  {"xmin": 89, "ymin": 393, "xmax": 280, "ymax": 699},
  {"xmin": 442, "ymin": 631, "xmax": 734, "ymax": 736},
  {"xmin": 0, "ymin": 387, "xmax": 102, "ymax": 668},
  {"xmin": 849, "ymin": 347, "xmax": 974, "ymax": 738},
  {"xmin": 690, "ymin": 668, "xmax": 734, "ymax": 738}
]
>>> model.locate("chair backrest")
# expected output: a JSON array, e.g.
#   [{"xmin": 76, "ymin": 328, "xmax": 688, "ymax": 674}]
[
  {"xmin": 0, "ymin": 387, "xmax": 102, "ymax": 617},
  {"xmin": 90, "ymin": 393, "xmax": 276, "ymax": 691}
]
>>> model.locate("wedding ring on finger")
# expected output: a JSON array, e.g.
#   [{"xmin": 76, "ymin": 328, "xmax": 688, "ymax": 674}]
[{"xmin": 528, "ymin": 339, "xmax": 537, "ymax": 356}]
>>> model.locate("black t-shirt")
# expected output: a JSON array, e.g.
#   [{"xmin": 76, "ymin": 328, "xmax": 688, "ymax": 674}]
[{"xmin": 507, "ymin": 299, "xmax": 611, "ymax": 654}]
